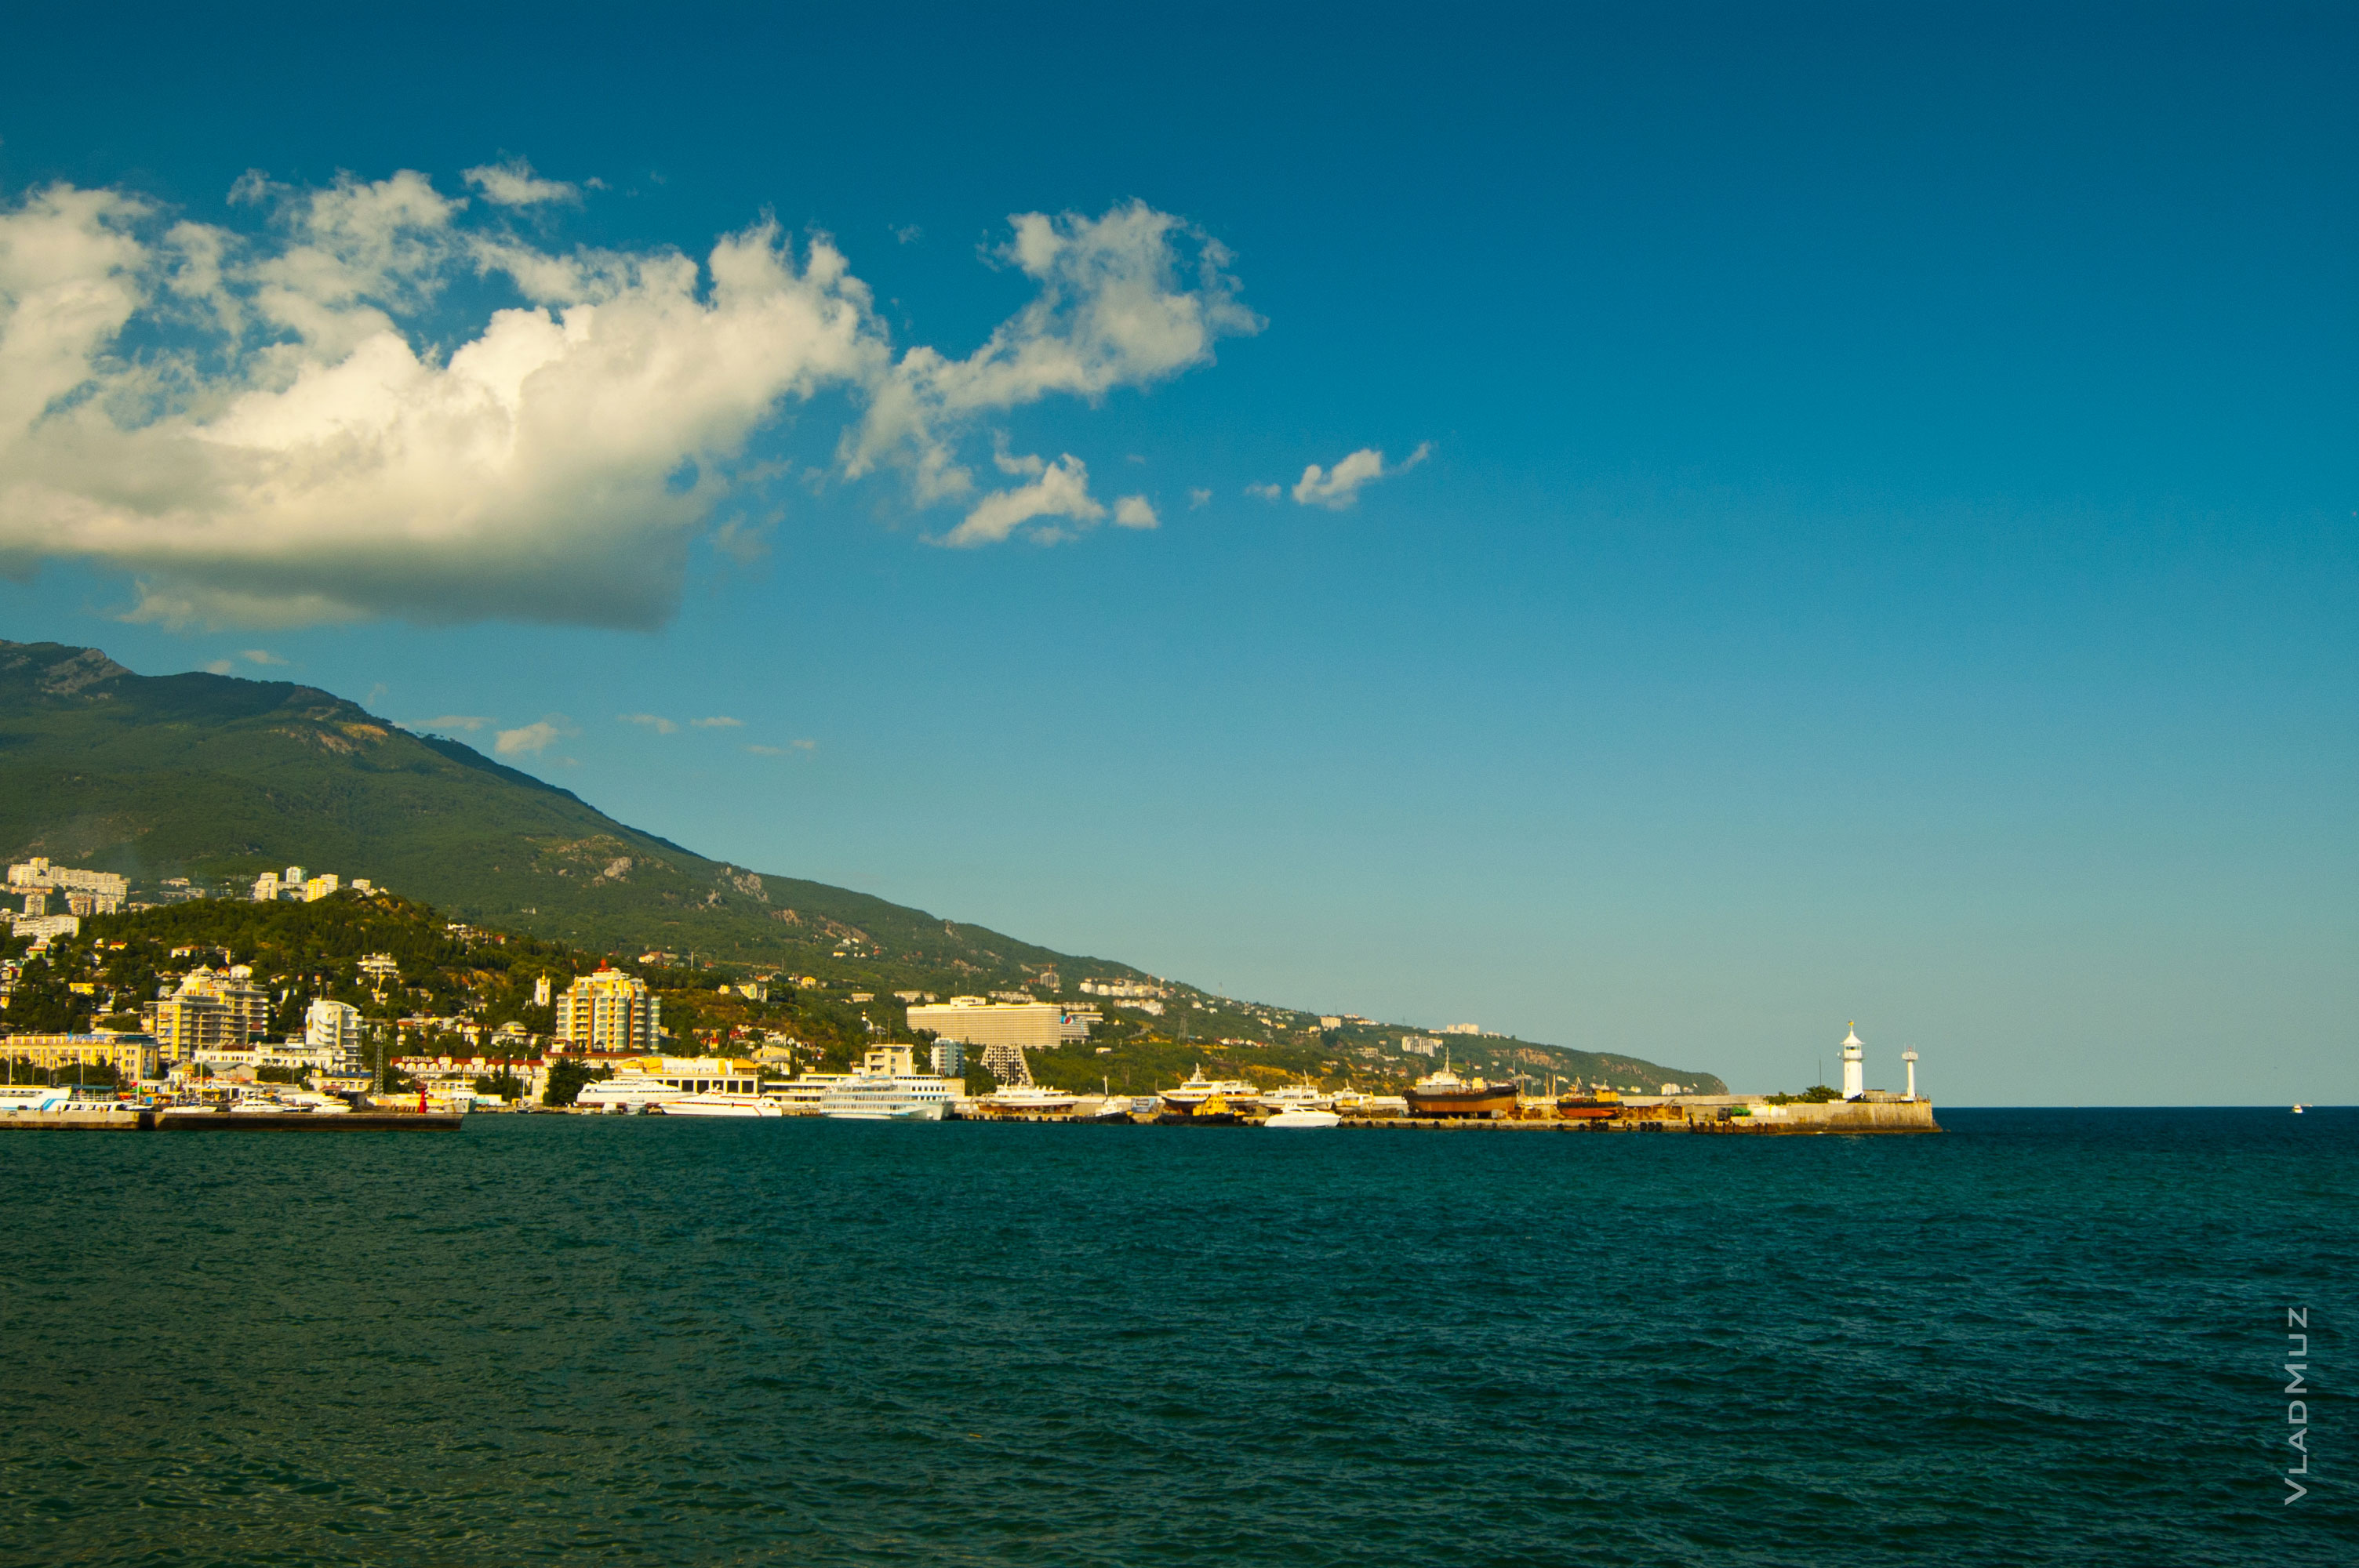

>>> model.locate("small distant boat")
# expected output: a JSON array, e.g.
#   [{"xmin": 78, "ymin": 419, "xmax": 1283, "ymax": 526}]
[
  {"xmin": 1263, "ymin": 1106, "xmax": 1341, "ymax": 1129},
  {"xmin": 2292, "ymin": 1104, "xmax": 2306, "ymax": 1115}
]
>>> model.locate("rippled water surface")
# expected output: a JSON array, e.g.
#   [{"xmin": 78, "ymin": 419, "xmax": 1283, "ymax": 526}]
[{"xmin": 3, "ymin": 1109, "xmax": 2351, "ymax": 1565}]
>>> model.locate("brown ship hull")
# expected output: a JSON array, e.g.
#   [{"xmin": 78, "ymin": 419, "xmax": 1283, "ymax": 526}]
[
  {"xmin": 1555, "ymin": 1102, "xmax": 1619, "ymax": 1120},
  {"xmin": 1402, "ymin": 1085, "xmax": 1519, "ymax": 1118}
]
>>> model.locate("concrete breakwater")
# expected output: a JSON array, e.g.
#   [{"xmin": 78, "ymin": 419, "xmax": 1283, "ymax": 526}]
[
  {"xmin": 1, "ymin": 1108, "xmax": 463, "ymax": 1131},
  {"xmin": 1336, "ymin": 1099, "xmax": 1941, "ymax": 1133}
]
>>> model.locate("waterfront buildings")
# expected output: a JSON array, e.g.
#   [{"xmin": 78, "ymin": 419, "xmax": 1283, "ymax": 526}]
[
  {"xmin": 2, "ymin": 1031, "xmax": 160, "ymax": 1081},
  {"xmin": 555, "ymin": 967, "xmax": 662, "ymax": 1053}
]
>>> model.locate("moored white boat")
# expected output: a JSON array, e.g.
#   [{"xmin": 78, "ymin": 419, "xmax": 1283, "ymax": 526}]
[
  {"xmin": 820, "ymin": 1073, "xmax": 957, "ymax": 1119},
  {"xmin": 0, "ymin": 1084, "xmax": 76, "ymax": 1112},
  {"xmin": 658, "ymin": 1093, "xmax": 785, "ymax": 1118},
  {"xmin": 972, "ymin": 1083, "xmax": 1079, "ymax": 1116},
  {"xmin": 1263, "ymin": 1106, "xmax": 1342, "ymax": 1128}
]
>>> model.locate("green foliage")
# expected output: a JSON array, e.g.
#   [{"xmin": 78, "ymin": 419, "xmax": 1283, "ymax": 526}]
[
  {"xmin": 1765, "ymin": 1084, "xmax": 1845, "ymax": 1105},
  {"xmin": 543, "ymin": 1058, "xmax": 609, "ymax": 1107}
]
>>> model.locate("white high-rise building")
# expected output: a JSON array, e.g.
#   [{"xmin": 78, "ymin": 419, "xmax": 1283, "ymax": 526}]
[
  {"xmin": 1841, "ymin": 1023, "xmax": 1865, "ymax": 1101},
  {"xmin": 556, "ymin": 967, "xmax": 662, "ymax": 1053},
  {"xmin": 306, "ymin": 999, "xmax": 365, "ymax": 1064}
]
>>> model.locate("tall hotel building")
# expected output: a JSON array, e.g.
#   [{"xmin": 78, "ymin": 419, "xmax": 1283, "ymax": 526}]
[{"xmin": 556, "ymin": 967, "xmax": 663, "ymax": 1054}]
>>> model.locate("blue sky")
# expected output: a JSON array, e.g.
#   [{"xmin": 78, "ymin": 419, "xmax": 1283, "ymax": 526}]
[{"xmin": 2, "ymin": 3, "xmax": 2351, "ymax": 1103}]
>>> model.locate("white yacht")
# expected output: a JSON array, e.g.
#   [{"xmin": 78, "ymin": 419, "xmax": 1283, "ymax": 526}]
[
  {"xmin": 1263, "ymin": 1080, "xmax": 1336, "ymax": 1111},
  {"xmin": 660, "ymin": 1094, "xmax": 785, "ymax": 1118},
  {"xmin": 575, "ymin": 1080, "xmax": 691, "ymax": 1113},
  {"xmin": 1263, "ymin": 1105, "xmax": 1342, "ymax": 1129},
  {"xmin": 820, "ymin": 1074, "xmax": 958, "ymax": 1120},
  {"xmin": 0, "ymin": 1084, "xmax": 75, "ymax": 1112}
]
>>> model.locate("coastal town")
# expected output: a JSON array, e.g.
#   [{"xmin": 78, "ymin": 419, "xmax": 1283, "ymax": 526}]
[{"xmin": 2, "ymin": 855, "xmax": 1936, "ymax": 1134}]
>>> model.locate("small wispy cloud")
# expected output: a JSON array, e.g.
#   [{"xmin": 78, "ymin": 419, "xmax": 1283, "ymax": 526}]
[
  {"xmin": 692, "ymin": 716, "xmax": 743, "ymax": 728},
  {"xmin": 205, "ymin": 659, "xmax": 234, "ymax": 675},
  {"xmin": 496, "ymin": 714, "xmax": 576, "ymax": 756},
  {"xmin": 943, "ymin": 453, "xmax": 1105, "ymax": 546},
  {"xmin": 1245, "ymin": 482, "xmax": 1282, "ymax": 501},
  {"xmin": 419, "ymin": 714, "xmax": 492, "ymax": 732},
  {"xmin": 744, "ymin": 744, "xmax": 784, "ymax": 756},
  {"xmin": 793, "ymin": 739, "xmax": 816, "ymax": 750},
  {"xmin": 619, "ymin": 713, "xmax": 678, "ymax": 735},
  {"xmin": 463, "ymin": 158, "xmax": 580, "ymax": 207},
  {"xmin": 238, "ymin": 648, "xmax": 287, "ymax": 666},
  {"xmin": 891, "ymin": 223, "xmax": 922, "ymax": 245},
  {"xmin": 1189, "ymin": 488, "xmax": 1212, "ymax": 509},
  {"xmin": 1291, "ymin": 441, "xmax": 1431, "ymax": 510},
  {"xmin": 1113, "ymin": 495, "xmax": 1158, "ymax": 530}
]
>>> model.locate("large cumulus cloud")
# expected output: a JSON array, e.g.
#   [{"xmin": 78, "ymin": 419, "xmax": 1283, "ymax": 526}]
[{"xmin": 0, "ymin": 172, "xmax": 1256, "ymax": 628}]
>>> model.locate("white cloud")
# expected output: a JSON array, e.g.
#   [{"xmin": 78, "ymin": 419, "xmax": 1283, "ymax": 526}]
[
  {"xmin": 1245, "ymin": 482, "xmax": 1282, "ymax": 500},
  {"xmin": 941, "ymin": 453, "xmax": 1104, "ymax": 546},
  {"xmin": 743, "ymin": 743, "xmax": 783, "ymax": 756},
  {"xmin": 619, "ymin": 712, "xmax": 678, "ymax": 734},
  {"xmin": 238, "ymin": 648, "xmax": 286, "ymax": 665},
  {"xmin": 845, "ymin": 200, "xmax": 1261, "ymax": 503},
  {"xmin": 792, "ymin": 739, "xmax": 816, "ymax": 750},
  {"xmin": 205, "ymin": 659, "xmax": 233, "ymax": 674},
  {"xmin": 463, "ymin": 159, "xmax": 580, "ymax": 207},
  {"xmin": 1188, "ymin": 488, "xmax": 1212, "ymax": 508},
  {"xmin": 0, "ymin": 173, "xmax": 1253, "ymax": 628},
  {"xmin": 692, "ymin": 715, "xmax": 743, "ymax": 728},
  {"xmin": 1113, "ymin": 495, "xmax": 1158, "ymax": 530},
  {"xmin": 1290, "ymin": 442, "xmax": 1431, "ymax": 510},
  {"xmin": 417, "ymin": 714, "xmax": 490, "ymax": 731},
  {"xmin": 496, "ymin": 714, "xmax": 574, "ymax": 755}
]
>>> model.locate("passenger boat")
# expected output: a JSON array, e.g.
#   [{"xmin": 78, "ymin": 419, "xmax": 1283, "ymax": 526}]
[
  {"xmin": 1157, "ymin": 1091, "xmax": 1246, "ymax": 1126},
  {"xmin": 1402, "ymin": 1062, "xmax": 1519, "ymax": 1118},
  {"xmin": 576, "ymin": 1080, "xmax": 689, "ymax": 1113},
  {"xmin": 1154, "ymin": 1068, "xmax": 1263, "ymax": 1116},
  {"xmin": 819, "ymin": 1074, "xmax": 955, "ymax": 1120},
  {"xmin": 972, "ymin": 1084, "xmax": 1079, "ymax": 1116},
  {"xmin": 659, "ymin": 1093, "xmax": 786, "ymax": 1118},
  {"xmin": 0, "ymin": 1084, "xmax": 75, "ymax": 1112},
  {"xmin": 1262, "ymin": 1080, "xmax": 1336, "ymax": 1112}
]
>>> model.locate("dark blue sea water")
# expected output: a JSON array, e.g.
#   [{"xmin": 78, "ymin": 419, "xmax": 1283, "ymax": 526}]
[{"xmin": 2, "ymin": 1109, "xmax": 2350, "ymax": 1566}]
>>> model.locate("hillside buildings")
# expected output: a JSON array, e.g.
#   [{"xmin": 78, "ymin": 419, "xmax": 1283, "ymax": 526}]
[
  {"xmin": 555, "ymin": 967, "xmax": 662, "ymax": 1054},
  {"xmin": 250, "ymin": 866, "xmax": 378, "ymax": 902},
  {"xmin": 9, "ymin": 858, "xmax": 127, "ymax": 916}
]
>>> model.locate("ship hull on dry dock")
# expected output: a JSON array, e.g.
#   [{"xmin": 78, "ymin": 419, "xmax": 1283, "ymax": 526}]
[{"xmin": 1402, "ymin": 1085, "xmax": 1518, "ymax": 1118}]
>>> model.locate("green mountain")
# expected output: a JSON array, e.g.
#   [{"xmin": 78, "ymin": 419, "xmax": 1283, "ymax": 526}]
[{"xmin": 0, "ymin": 637, "xmax": 1726, "ymax": 1094}]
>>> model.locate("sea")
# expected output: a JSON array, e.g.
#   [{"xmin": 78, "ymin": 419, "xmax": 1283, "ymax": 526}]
[{"xmin": 2, "ymin": 1108, "xmax": 2350, "ymax": 1566}]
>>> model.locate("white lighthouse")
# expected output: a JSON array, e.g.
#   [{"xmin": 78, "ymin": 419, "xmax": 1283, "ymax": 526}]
[
  {"xmin": 1840, "ymin": 1022, "xmax": 1865, "ymax": 1101},
  {"xmin": 1902, "ymin": 1047, "xmax": 1919, "ymax": 1102}
]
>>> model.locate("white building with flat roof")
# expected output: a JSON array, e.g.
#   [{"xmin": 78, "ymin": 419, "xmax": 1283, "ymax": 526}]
[{"xmin": 905, "ymin": 998, "xmax": 1092, "ymax": 1049}]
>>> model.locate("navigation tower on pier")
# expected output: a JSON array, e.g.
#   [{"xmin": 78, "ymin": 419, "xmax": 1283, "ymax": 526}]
[{"xmin": 1840, "ymin": 1023, "xmax": 1865, "ymax": 1101}]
